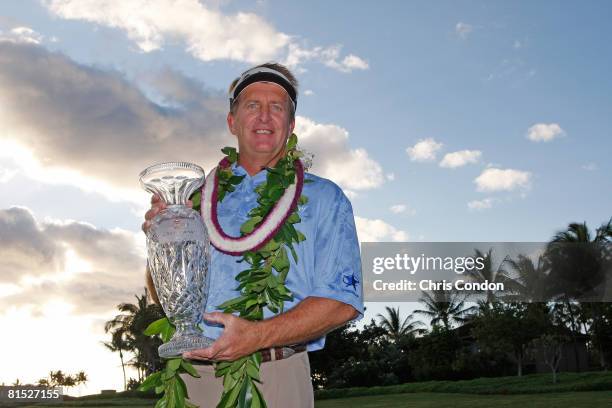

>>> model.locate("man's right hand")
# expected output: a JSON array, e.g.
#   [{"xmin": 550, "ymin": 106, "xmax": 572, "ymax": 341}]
[{"xmin": 141, "ymin": 194, "xmax": 166, "ymax": 233}]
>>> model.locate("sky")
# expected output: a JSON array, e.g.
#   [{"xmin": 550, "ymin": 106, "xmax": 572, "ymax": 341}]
[{"xmin": 0, "ymin": 0, "xmax": 611, "ymax": 395}]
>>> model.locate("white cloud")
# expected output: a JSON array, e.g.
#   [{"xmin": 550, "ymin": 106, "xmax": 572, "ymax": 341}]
[
  {"xmin": 45, "ymin": 0, "xmax": 287, "ymax": 60},
  {"xmin": 526, "ymin": 123, "xmax": 564, "ymax": 142},
  {"xmin": 0, "ymin": 206, "xmax": 146, "ymax": 315},
  {"xmin": 344, "ymin": 54, "xmax": 369, "ymax": 69},
  {"xmin": 0, "ymin": 166, "xmax": 17, "ymax": 183},
  {"xmin": 513, "ymin": 40, "xmax": 522, "ymax": 49},
  {"xmin": 303, "ymin": 89, "xmax": 314, "ymax": 96},
  {"xmin": 581, "ymin": 162, "xmax": 597, "ymax": 171},
  {"xmin": 0, "ymin": 206, "xmax": 61, "ymax": 282},
  {"xmin": 0, "ymin": 43, "xmax": 376, "ymax": 204},
  {"xmin": 336, "ymin": 53, "xmax": 369, "ymax": 72},
  {"xmin": 390, "ymin": 204, "xmax": 416, "ymax": 215},
  {"xmin": 0, "ymin": 42, "xmax": 230, "ymax": 201},
  {"xmin": 44, "ymin": 0, "xmax": 368, "ymax": 73},
  {"xmin": 439, "ymin": 150, "xmax": 482, "ymax": 168},
  {"xmin": 355, "ymin": 216, "xmax": 408, "ymax": 242},
  {"xmin": 0, "ymin": 26, "xmax": 43, "ymax": 44},
  {"xmin": 283, "ymin": 43, "xmax": 317, "ymax": 70},
  {"xmin": 390, "ymin": 204, "xmax": 405, "ymax": 214},
  {"xmin": 406, "ymin": 138, "xmax": 443, "ymax": 162},
  {"xmin": 386, "ymin": 173, "xmax": 395, "ymax": 181},
  {"xmin": 344, "ymin": 190, "xmax": 358, "ymax": 200},
  {"xmin": 474, "ymin": 168, "xmax": 531, "ymax": 192},
  {"xmin": 285, "ymin": 44, "xmax": 369, "ymax": 73},
  {"xmin": 468, "ymin": 197, "xmax": 497, "ymax": 211},
  {"xmin": 295, "ymin": 116, "xmax": 384, "ymax": 191},
  {"xmin": 455, "ymin": 22, "xmax": 473, "ymax": 39}
]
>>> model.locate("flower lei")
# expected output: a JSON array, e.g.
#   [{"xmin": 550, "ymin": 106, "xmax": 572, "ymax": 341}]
[
  {"xmin": 201, "ymin": 142, "xmax": 304, "ymax": 256},
  {"xmin": 207, "ymin": 133, "xmax": 308, "ymax": 408}
]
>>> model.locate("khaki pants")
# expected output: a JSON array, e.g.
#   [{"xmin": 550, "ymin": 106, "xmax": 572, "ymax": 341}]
[{"xmin": 181, "ymin": 352, "xmax": 314, "ymax": 408}]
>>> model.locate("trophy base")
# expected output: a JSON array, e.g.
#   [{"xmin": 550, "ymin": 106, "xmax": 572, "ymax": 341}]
[{"xmin": 158, "ymin": 334, "xmax": 215, "ymax": 359}]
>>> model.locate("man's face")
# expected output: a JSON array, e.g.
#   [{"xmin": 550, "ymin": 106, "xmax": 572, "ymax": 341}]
[{"xmin": 227, "ymin": 82, "xmax": 295, "ymax": 161}]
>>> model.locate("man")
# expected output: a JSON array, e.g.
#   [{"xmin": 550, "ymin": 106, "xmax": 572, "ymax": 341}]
[{"xmin": 143, "ymin": 62, "xmax": 363, "ymax": 407}]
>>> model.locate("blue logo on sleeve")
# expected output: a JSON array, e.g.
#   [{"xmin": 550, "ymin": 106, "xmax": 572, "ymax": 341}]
[{"xmin": 342, "ymin": 273, "xmax": 360, "ymax": 291}]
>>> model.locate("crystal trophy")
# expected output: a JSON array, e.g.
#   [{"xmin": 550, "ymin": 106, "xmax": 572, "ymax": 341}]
[{"xmin": 140, "ymin": 162, "xmax": 214, "ymax": 358}]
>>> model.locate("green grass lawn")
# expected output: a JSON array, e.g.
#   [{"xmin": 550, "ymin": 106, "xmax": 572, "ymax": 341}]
[
  {"xmin": 315, "ymin": 370, "xmax": 612, "ymax": 399},
  {"xmin": 13, "ymin": 371, "xmax": 612, "ymax": 408},
  {"xmin": 14, "ymin": 391, "xmax": 612, "ymax": 408},
  {"xmin": 315, "ymin": 391, "xmax": 612, "ymax": 408},
  {"xmin": 4, "ymin": 398, "xmax": 155, "ymax": 408}
]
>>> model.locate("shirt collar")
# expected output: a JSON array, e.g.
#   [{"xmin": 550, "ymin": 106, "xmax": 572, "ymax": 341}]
[{"xmin": 231, "ymin": 162, "xmax": 268, "ymax": 186}]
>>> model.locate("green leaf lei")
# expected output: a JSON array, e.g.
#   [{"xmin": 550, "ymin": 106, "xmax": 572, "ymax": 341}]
[
  {"xmin": 140, "ymin": 318, "xmax": 200, "ymax": 408},
  {"xmin": 213, "ymin": 133, "xmax": 308, "ymax": 408},
  {"xmin": 141, "ymin": 134, "xmax": 308, "ymax": 408}
]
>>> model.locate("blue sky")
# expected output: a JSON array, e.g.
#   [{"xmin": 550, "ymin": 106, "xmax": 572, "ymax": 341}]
[{"xmin": 0, "ymin": 0, "xmax": 610, "ymax": 394}]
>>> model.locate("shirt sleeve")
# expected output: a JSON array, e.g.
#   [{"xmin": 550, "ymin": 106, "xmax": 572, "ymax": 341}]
[{"xmin": 308, "ymin": 187, "xmax": 364, "ymax": 318}]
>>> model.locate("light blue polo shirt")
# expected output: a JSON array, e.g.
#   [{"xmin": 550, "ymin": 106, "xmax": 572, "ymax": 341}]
[{"xmin": 201, "ymin": 163, "xmax": 364, "ymax": 351}]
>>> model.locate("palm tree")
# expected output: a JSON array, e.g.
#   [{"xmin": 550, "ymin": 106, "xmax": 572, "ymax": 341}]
[
  {"xmin": 127, "ymin": 290, "xmax": 165, "ymax": 378},
  {"xmin": 62, "ymin": 376, "xmax": 76, "ymax": 394},
  {"xmin": 48, "ymin": 370, "xmax": 66, "ymax": 394},
  {"xmin": 466, "ymin": 248, "xmax": 511, "ymax": 304},
  {"xmin": 547, "ymin": 218, "xmax": 612, "ymax": 371},
  {"xmin": 103, "ymin": 327, "xmax": 130, "ymax": 390},
  {"xmin": 37, "ymin": 370, "xmax": 87, "ymax": 396},
  {"xmin": 415, "ymin": 286, "xmax": 476, "ymax": 330},
  {"xmin": 49, "ymin": 370, "xmax": 65, "ymax": 387},
  {"xmin": 552, "ymin": 218, "xmax": 612, "ymax": 243},
  {"xmin": 75, "ymin": 371, "xmax": 88, "ymax": 397},
  {"xmin": 548, "ymin": 219, "xmax": 611, "ymax": 300},
  {"xmin": 505, "ymin": 254, "xmax": 551, "ymax": 302},
  {"xmin": 376, "ymin": 306, "xmax": 424, "ymax": 342},
  {"xmin": 104, "ymin": 288, "xmax": 164, "ymax": 382}
]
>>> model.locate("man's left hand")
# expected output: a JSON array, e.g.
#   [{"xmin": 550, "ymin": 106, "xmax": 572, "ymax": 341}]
[{"xmin": 182, "ymin": 312, "xmax": 263, "ymax": 361}]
